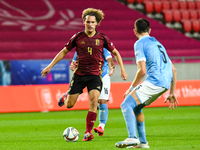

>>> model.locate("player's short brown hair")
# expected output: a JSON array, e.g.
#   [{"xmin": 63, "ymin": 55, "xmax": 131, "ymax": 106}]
[{"xmin": 82, "ymin": 8, "xmax": 104, "ymax": 24}]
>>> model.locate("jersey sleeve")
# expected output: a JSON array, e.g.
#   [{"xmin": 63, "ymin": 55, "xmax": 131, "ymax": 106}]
[
  {"xmin": 103, "ymin": 48, "xmax": 112, "ymax": 60},
  {"xmin": 103, "ymin": 35, "xmax": 115, "ymax": 52},
  {"xmin": 134, "ymin": 41, "xmax": 146, "ymax": 64},
  {"xmin": 65, "ymin": 33, "xmax": 78, "ymax": 51}
]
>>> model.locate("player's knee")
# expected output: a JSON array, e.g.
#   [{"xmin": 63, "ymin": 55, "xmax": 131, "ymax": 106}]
[
  {"xmin": 66, "ymin": 103, "xmax": 73, "ymax": 108},
  {"xmin": 134, "ymin": 103, "xmax": 145, "ymax": 117},
  {"xmin": 90, "ymin": 98, "xmax": 98, "ymax": 107},
  {"xmin": 65, "ymin": 100, "xmax": 74, "ymax": 108},
  {"xmin": 121, "ymin": 101, "xmax": 128, "ymax": 110},
  {"xmin": 136, "ymin": 112, "xmax": 145, "ymax": 122},
  {"xmin": 98, "ymin": 99, "xmax": 107, "ymax": 105}
]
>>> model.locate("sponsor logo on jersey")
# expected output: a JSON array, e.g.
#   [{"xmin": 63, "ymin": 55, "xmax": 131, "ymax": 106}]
[{"xmin": 80, "ymin": 40, "xmax": 85, "ymax": 44}]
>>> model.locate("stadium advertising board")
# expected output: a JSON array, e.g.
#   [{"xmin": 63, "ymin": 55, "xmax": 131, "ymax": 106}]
[
  {"xmin": 0, "ymin": 60, "xmax": 69, "ymax": 85},
  {"xmin": 0, "ymin": 80, "xmax": 199, "ymax": 113}
]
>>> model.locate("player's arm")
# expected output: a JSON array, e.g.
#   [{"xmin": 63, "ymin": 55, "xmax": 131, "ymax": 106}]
[
  {"xmin": 70, "ymin": 52, "xmax": 77, "ymax": 71},
  {"xmin": 123, "ymin": 61, "xmax": 146, "ymax": 98},
  {"xmin": 132, "ymin": 60, "xmax": 146, "ymax": 87},
  {"xmin": 169, "ymin": 63, "xmax": 177, "ymax": 95},
  {"xmin": 107, "ymin": 57, "xmax": 115, "ymax": 76},
  {"xmin": 41, "ymin": 47, "xmax": 69, "ymax": 78},
  {"xmin": 164, "ymin": 63, "xmax": 178, "ymax": 109},
  {"xmin": 111, "ymin": 48, "xmax": 127, "ymax": 80},
  {"xmin": 169, "ymin": 63, "xmax": 177, "ymax": 94}
]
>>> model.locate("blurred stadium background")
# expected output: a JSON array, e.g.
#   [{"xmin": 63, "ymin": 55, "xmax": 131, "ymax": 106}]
[{"xmin": 0, "ymin": 0, "xmax": 200, "ymax": 113}]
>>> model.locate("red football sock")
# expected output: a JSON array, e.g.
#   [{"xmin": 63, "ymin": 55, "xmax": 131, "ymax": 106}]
[{"xmin": 86, "ymin": 111, "xmax": 97, "ymax": 133}]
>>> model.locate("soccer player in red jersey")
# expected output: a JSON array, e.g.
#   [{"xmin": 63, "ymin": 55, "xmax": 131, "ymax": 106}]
[{"xmin": 41, "ymin": 8, "xmax": 127, "ymax": 141}]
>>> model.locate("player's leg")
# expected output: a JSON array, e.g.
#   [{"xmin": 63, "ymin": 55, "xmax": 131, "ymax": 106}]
[
  {"xmin": 126, "ymin": 107, "xmax": 149, "ymax": 149},
  {"xmin": 59, "ymin": 73, "xmax": 85, "ymax": 108},
  {"xmin": 94, "ymin": 99, "xmax": 107, "ymax": 136},
  {"xmin": 133, "ymin": 112, "xmax": 150, "ymax": 148},
  {"xmin": 58, "ymin": 90, "xmax": 69, "ymax": 107},
  {"xmin": 83, "ymin": 89, "xmax": 100, "ymax": 141},
  {"xmin": 88, "ymin": 89, "xmax": 101, "ymax": 112},
  {"xmin": 127, "ymin": 90, "xmax": 147, "ymax": 145},
  {"xmin": 133, "ymin": 98, "xmax": 147, "ymax": 145},
  {"xmin": 59, "ymin": 91, "xmax": 80, "ymax": 108},
  {"xmin": 94, "ymin": 74, "xmax": 110, "ymax": 136},
  {"xmin": 83, "ymin": 75, "xmax": 102, "ymax": 141},
  {"xmin": 115, "ymin": 93, "xmax": 140, "ymax": 148},
  {"xmin": 87, "ymin": 89, "xmax": 100, "ymax": 130},
  {"xmin": 99, "ymin": 99, "xmax": 108, "ymax": 128},
  {"xmin": 126, "ymin": 81, "xmax": 167, "ymax": 148},
  {"xmin": 64, "ymin": 94, "xmax": 79, "ymax": 108}
]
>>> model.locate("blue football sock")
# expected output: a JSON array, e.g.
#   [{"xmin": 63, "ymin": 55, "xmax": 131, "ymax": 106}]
[
  {"xmin": 99, "ymin": 104, "xmax": 108, "ymax": 125},
  {"xmin": 121, "ymin": 94, "xmax": 137, "ymax": 138},
  {"xmin": 136, "ymin": 120, "xmax": 147, "ymax": 143},
  {"xmin": 134, "ymin": 105, "xmax": 147, "ymax": 143}
]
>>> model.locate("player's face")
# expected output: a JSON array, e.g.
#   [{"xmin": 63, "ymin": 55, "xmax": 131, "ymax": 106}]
[{"xmin": 84, "ymin": 15, "xmax": 97, "ymax": 34}]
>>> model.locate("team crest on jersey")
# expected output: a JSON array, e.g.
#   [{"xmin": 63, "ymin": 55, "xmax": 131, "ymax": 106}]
[
  {"xmin": 95, "ymin": 39, "xmax": 100, "ymax": 46},
  {"xmin": 80, "ymin": 40, "xmax": 85, "ymax": 44}
]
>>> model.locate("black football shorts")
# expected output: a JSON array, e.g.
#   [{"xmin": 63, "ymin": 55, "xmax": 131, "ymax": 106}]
[{"xmin": 68, "ymin": 73, "xmax": 102, "ymax": 95}]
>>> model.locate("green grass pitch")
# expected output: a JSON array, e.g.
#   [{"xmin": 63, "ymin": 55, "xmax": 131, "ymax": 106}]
[{"xmin": 0, "ymin": 106, "xmax": 200, "ymax": 150}]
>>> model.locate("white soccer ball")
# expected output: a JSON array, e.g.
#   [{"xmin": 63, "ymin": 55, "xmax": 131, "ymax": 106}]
[{"xmin": 63, "ymin": 127, "xmax": 79, "ymax": 142}]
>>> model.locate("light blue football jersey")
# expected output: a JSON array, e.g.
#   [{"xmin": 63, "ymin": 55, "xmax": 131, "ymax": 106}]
[
  {"xmin": 134, "ymin": 35, "xmax": 172, "ymax": 89},
  {"xmin": 72, "ymin": 48, "xmax": 112, "ymax": 78}
]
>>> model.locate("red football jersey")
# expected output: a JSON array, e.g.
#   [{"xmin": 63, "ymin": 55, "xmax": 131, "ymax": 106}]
[{"xmin": 65, "ymin": 31, "xmax": 115, "ymax": 75}]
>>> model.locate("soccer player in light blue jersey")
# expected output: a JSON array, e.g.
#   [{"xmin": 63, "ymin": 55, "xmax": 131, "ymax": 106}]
[
  {"xmin": 70, "ymin": 48, "xmax": 115, "ymax": 136},
  {"xmin": 115, "ymin": 18, "xmax": 178, "ymax": 149}
]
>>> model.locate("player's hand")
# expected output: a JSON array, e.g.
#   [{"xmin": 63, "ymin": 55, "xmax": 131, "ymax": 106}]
[
  {"xmin": 41, "ymin": 67, "xmax": 51, "ymax": 78},
  {"xmin": 164, "ymin": 94, "xmax": 178, "ymax": 110},
  {"xmin": 123, "ymin": 89, "xmax": 131, "ymax": 98},
  {"xmin": 121, "ymin": 71, "xmax": 128, "ymax": 80},
  {"xmin": 70, "ymin": 61, "xmax": 77, "ymax": 71},
  {"xmin": 108, "ymin": 66, "xmax": 115, "ymax": 76}
]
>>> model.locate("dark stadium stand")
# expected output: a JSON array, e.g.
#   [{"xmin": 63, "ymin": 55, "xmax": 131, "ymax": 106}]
[{"xmin": 0, "ymin": 0, "xmax": 200, "ymax": 62}]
